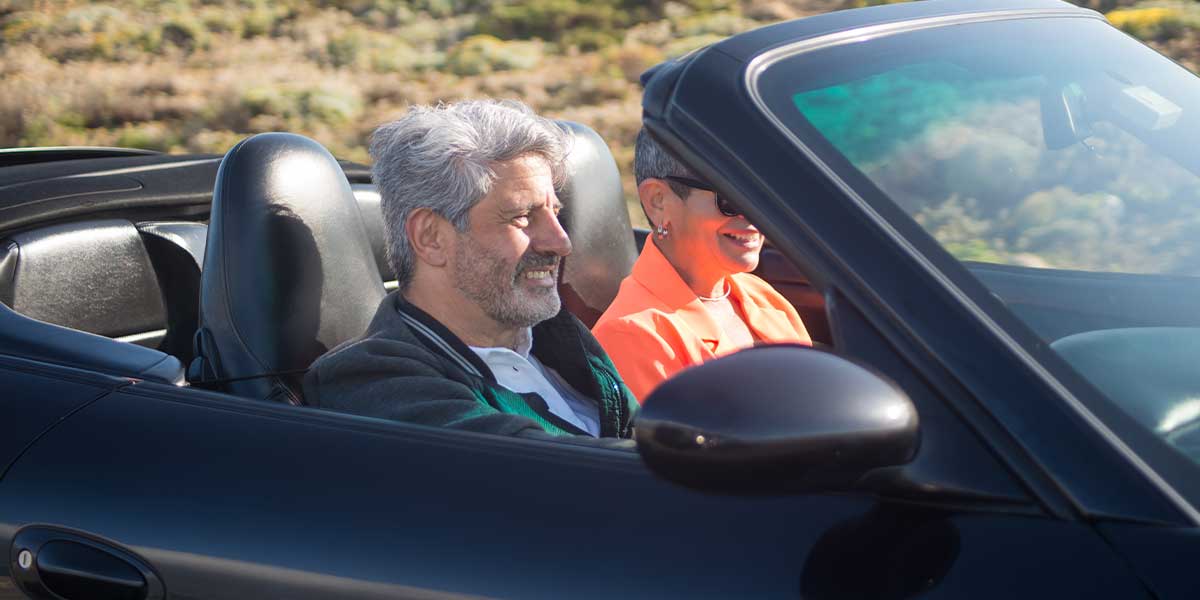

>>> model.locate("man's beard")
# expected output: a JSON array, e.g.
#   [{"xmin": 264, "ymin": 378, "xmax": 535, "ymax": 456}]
[{"xmin": 452, "ymin": 233, "xmax": 562, "ymax": 328}]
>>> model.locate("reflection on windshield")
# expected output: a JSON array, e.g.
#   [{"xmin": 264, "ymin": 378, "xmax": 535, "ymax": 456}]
[
  {"xmin": 760, "ymin": 15, "xmax": 1200, "ymax": 483},
  {"xmin": 793, "ymin": 61, "xmax": 1200, "ymax": 275}
]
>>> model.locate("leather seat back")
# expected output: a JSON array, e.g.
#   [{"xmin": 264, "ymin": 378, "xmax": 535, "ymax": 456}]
[
  {"xmin": 555, "ymin": 121, "xmax": 638, "ymax": 327},
  {"xmin": 193, "ymin": 132, "xmax": 385, "ymax": 404},
  {"xmin": 0, "ymin": 219, "xmax": 184, "ymax": 383},
  {"xmin": 0, "ymin": 219, "xmax": 169, "ymax": 346},
  {"xmin": 137, "ymin": 221, "xmax": 208, "ymax": 363}
]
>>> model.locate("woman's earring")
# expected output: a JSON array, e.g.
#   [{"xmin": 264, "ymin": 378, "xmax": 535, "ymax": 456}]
[{"xmin": 654, "ymin": 222, "xmax": 670, "ymax": 239}]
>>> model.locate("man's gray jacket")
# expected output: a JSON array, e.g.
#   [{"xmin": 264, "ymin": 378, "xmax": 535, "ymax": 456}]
[{"xmin": 303, "ymin": 292, "xmax": 639, "ymax": 441}]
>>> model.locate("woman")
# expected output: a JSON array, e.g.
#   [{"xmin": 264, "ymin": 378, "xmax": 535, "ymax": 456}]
[{"xmin": 593, "ymin": 130, "xmax": 811, "ymax": 402}]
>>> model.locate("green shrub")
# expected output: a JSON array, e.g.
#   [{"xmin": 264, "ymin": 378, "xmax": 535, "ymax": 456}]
[
  {"xmin": 55, "ymin": 111, "xmax": 87, "ymax": 130},
  {"xmin": 200, "ymin": 6, "xmax": 246, "ymax": 37},
  {"xmin": 1107, "ymin": 4, "xmax": 1196, "ymax": 41},
  {"xmin": 366, "ymin": 40, "xmax": 424, "ymax": 73},
  {"xmin": 160, "ymin": 16, "xmax": 209, "ymax": 52},
  {"xmin": 663, "ymin": 33, "xmax": 725, "ymax": 58},
  {"xmin": 321, "ymin": 26, "xmax": 425, "ymax": 72},
  {"xmin": 476, "ymin": 0, "xmax": 733, "ymax": 45},
  {"xmin": 445, "ymin": 34, "xmax": 542, "ymax": 75},
  {"xmin": 301, "ymin": 87, "xmax": 362, "ymax": 125},
  {"xmin": 479, "ymin": 0, "xmax": 621, "ymax": 41},
  {"xmin": 673, "ymin": 11, "xmax": 753, "ymax": 37},
  {"xmin": 240, "ymin": 86, "xmax": 300, "ymax": 120},
  {"xmin": 185, "ymin": 129, "xmax": 247, "ymax": 154},
  {"xmin": 18, "ymin": 115, "xmax": 56, "ymax": 147},
  {"xmin": 236, "ymin": 84, "xmax": 362, "ymax": 128},
  {"xmin": 326, "ymin": 29, "xmax": 367, "ymax": 68},
  {"xmin": 602, "ymin": 43, "xmax": 666, "ymax": 83},
  {"xmin": 413, "ymin": 0, "xmax": 494, "ymax": 20},
  {"xmin": 1080, "ymin": 0, "xmax": 1147, "ymax": 14},
  {"xmin": 35, "ymin": 5, "xmax": 153, "ymax": 60},
  {"xmin": 314, "ymin": 0, "xmax": 379, "ymax": 15},
  {"xmin": 241, "ymin": 2, "xmax": 282, "ymax": 38},
  {"xmin": 391, "ymin": 12, "xmax": 477, "ymax": 52},
  {"xmin": 1, "ymin": 11, "xmax": 52, "ymax": 45},
  {"xmin": 115, "ymin": 122, "xmax": 181, "ymax": 152},
  {"xmin": 541, "ymin": 74, "xmax": 632, "ymax": 110},
  {"xmin": 561, "ymin": 29, "xmax": 619, "ymax": 52},
  {"xmin": 56, "ymin": 5, "xmax": 129, "ymax": 36}
]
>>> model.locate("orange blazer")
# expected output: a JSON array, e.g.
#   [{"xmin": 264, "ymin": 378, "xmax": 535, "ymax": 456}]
[{"xmin": 592, "ymin": 241, "xmax": 811, "ymax": 402}]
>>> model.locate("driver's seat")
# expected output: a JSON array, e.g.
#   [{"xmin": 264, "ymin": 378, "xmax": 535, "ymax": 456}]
[{"xmin": 190, "ymin": 133, "xmax": 385, "ymax": 404}]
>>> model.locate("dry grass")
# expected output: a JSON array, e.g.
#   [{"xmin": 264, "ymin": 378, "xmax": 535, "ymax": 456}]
[{"xmin": 0, "ymin": 0, "xmax": 1193, "ymax": 224}]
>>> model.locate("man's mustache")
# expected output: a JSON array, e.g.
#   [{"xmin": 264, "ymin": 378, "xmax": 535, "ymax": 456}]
[{"xmin": 513, "ymin": 252, "xmax": 561, "ymax": 279}]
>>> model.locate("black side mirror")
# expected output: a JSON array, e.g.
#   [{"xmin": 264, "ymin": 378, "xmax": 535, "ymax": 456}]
[{"xmin": 635, "ymin": 344, "xmax": 919, "ymax": 493}]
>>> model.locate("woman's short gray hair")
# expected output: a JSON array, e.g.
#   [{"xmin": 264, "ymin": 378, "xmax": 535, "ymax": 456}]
[
  {"xmin": 633, "ymin": 128, "xmax": 695, "ymax": 200},
  {"xmin": 370, "ymin": 99, "xmax": 571, "ymax": 288}
]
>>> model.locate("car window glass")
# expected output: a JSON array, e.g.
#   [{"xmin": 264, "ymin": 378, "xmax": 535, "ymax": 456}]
[
  {"xmin": 792, "ymin": 60, "xmax": 1200, "ymax": 276},
  {"xmin": 757, "ymin": 16, "xmax": 1200, "ymax": 486}
]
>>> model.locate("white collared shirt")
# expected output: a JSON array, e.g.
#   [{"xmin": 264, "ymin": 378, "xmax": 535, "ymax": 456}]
[{"xmin": 469, "ymin": 330, "xmax": 601, "ymax": 436}]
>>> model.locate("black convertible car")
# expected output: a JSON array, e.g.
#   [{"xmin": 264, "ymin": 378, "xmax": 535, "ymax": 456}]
[{"xmin": 4, "ymin": 0, "xmax": 1200, "ymax": 598}]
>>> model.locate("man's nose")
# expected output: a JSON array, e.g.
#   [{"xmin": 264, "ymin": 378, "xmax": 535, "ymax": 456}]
[{"xmin": 533, "ymin": 207, "xmax": 572, "ymax": 257}]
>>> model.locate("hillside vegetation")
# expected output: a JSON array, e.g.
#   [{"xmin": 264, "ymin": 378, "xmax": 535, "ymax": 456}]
[{"xmin": 2, "ymin": 0, "xmax": 1198, "ymax": 226}]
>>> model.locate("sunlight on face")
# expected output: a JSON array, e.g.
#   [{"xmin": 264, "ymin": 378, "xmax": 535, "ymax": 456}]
[
  {"xmin": 667, "ymin": 186, "xmax": 763, "ymax": 281},
  {"xmin": 451, "ymin": 154, "xmax": 571, "ymax": 328}
]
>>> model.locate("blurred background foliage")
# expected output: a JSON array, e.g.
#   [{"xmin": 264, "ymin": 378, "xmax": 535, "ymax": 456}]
[{"xmin": 1, "ymin": 0, "xmax": 1198, "ymax": 228}]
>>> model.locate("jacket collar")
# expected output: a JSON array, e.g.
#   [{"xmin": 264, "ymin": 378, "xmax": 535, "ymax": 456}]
[
  {"xmin": 630, "ymin": 240, "xmax": 723, "ymax": 342},
  {"xmin": 391, "ymin": 293, "xmax": 603, "ymax": 391},
  {"xmin": 392, "ymin": 294, "xmax": 496, "ymax": 383}
]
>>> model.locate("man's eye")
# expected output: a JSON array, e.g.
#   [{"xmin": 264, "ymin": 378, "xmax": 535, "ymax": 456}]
[{"xmin": 512, "ymin": 215, "xmax": 530, "ymax": 226}]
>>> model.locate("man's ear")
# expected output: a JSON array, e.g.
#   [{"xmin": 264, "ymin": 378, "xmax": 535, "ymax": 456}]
[
  {"xmin": 638, "ymin": 178, "xmax": 671, "ymax": 227},
  {"xmin": 405, "ymin": 208, "xmax": 451, "ymax": 268}
]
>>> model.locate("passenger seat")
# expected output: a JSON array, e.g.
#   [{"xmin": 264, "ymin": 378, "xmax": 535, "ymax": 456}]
[{"xmin": 555, "ymin": 121, "xmax": 638, "ymax": 327}]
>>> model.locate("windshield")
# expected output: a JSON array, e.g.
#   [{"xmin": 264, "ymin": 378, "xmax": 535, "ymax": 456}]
[{"xmin": 757, "ymin": 15, "xmax": 1200, "ymax": 484}]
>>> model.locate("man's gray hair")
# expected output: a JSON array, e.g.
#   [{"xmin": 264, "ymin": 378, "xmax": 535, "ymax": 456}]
[
  {"xmin": 633, "ymin": 128, "xmax": 695, "ymax": 200},
  {"xmin": 370, "ymin": 99, "xmax": 571, "ymax": 288}
]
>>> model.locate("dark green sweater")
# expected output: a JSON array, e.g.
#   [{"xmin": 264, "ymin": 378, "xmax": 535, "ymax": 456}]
[{"xmin": 303, "ymin": 292, "xmax": 638, "ymax": 442}]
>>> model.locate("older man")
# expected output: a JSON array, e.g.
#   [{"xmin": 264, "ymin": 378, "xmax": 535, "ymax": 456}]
[{"xmin": 303, "ymin": 100, "xmax": 638, "ymax": 442}]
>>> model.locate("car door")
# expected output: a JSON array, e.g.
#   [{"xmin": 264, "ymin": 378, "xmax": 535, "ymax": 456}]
[
  {"xmin": 1, "ymin": 323, "xmax": 1156, "ymax": 600},
  {"xmin": 0, "ymin": 356, "xmax": 131, "ymax": 600}
]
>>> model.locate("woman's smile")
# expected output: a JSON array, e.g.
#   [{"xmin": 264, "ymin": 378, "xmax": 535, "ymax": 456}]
[{"xmin": 720, "ymin": 230, "xmax": 762, "ymax": 249}]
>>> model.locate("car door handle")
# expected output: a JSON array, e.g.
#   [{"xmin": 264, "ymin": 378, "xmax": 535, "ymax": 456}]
[
  {"xmin": 10, "ymin": 526, "xmax": 164, "ymax": 600},
  {"xmin": 37, "ymin": 540, "xmax": 146, "ymax": 599}
]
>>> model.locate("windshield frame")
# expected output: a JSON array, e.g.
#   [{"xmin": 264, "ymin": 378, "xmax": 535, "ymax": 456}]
[{"xmin": 743, "ymin": 7, "xmax": 1200, "ymax": 523}]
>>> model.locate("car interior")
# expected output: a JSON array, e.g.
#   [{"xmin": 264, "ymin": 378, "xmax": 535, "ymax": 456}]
[{"xmin": 0, "ymin": 122, "xmax": 832, "ymax": 406}]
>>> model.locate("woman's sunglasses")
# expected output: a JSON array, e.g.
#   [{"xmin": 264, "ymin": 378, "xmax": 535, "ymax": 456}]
[{"xmin": 662, "ymin": 175, "xmax": 741, "ymax": 217}]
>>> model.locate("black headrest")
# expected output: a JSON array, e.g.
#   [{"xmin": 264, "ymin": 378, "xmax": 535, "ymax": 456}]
[
  {"xmin": 0, "ymin": 219, "xmax": 167, "ymax": 342},
  {"xmin": 195, "ymin": 133, "xmax": 385, "ymax": 403},
  {"xmin": 555, "ymin": 121, "xmax": 638, "ymax": 327}
]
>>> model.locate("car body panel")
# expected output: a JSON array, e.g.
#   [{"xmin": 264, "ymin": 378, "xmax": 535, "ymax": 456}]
[
  {"xmin": 0, "ymin": 356, "xmax": 124, "ymax": 481},
  {"xmin": 0, "ymin": 377, "xmax": 1150, "ymax": 598},
  {"xmin": 1097, "ymin": 522, "xmax": 1200, "ymax": 599},
  {"xmin": 2, "ymin": 0, "xmax": 1199, "ymax": 597}
]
